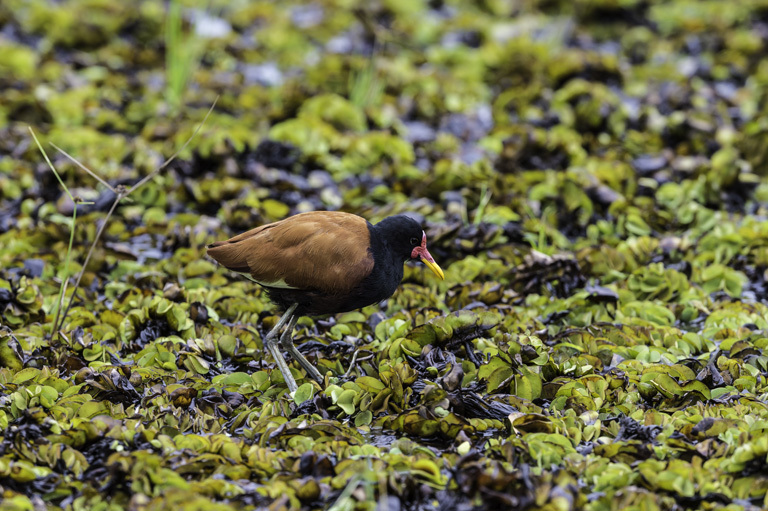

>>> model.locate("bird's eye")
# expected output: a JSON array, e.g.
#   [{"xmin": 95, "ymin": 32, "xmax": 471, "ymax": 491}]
[{"xmin": 410, "ymin": 237, "xmax": 419, "ymax": 245}]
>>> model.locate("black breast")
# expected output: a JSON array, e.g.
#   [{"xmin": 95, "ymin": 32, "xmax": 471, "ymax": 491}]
[{"xmin": 265, "ymin": 223, "xmax": 404, "ymax": 316}]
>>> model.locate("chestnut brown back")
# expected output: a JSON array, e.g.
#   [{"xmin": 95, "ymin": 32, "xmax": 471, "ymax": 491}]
[{"xmin": 207, "ymin": 211, "xmax": 374, "ymax": 294}]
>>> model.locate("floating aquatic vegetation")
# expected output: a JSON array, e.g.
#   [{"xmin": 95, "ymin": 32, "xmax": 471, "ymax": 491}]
[{"xmin": 3, "ymin": 0, "xmax": 768, "ymax": 509}]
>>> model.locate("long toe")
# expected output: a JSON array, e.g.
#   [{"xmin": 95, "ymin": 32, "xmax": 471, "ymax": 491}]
[
  {"xmin": 265, "ymin": 340, "xmax": 298, "ymax": 392},
  {"xmin": 297, "ymin": 354, "xmax": 324, "ymax": 384},
  {"xmin": 281, "ymin": 338, "xmax": 324, "ymax": 384}
]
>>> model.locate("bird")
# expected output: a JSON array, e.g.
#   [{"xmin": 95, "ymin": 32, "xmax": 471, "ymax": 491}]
[{"xmin": 207, "ymin": 211, "xmax": 445, "ymax": 392}]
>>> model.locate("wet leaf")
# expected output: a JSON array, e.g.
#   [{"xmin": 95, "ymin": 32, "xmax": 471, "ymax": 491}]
[{"xmin": 293, "ymin": 383, "xmax": 314, "ymax": 405}]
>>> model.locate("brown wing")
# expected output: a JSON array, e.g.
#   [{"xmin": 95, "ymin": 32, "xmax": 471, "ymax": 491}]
[{"xmin": 207, "ymin": 211, "xmax": 374, "ymax": 294}]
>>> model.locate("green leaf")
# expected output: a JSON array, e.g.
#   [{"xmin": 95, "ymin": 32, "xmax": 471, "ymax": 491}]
[
  {"xmin": 293, "ymin": 383, "xmax": 314, "ymax": 405},
  {"xmin": 336, "ymin": 389, "xmax": 357, "ymax": 415},
  {"xmin": 513, "ymin": 367, "xmax": 542, "ymax": 400},
  {"xmin": 220, "ymin": 372, "xmax": 252, "ymax": 385},
  {"xmin": 13, "ymin": 367, "xmax": 40, "ymax": 384},
  {"xmin": 479, "ymin": 356, "xmax": 514, "ymax": 393},
  {"xmin": 354, "ymin": 410, "xmax": 373, "ymax": 427},
  {"xmin": 77, "ymin": 400, "xmax": 108, "ymax": 418},
  {"xmin": 356, "ymin": 376, "xmax": 386, "ymax": 393}
]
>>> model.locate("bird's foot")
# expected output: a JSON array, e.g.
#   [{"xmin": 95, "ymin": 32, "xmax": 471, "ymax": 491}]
[
  {"xmin": 279, "ymin": 326, "xmax": 324, "ymax": 385},
  {"xmin": 264, "ymin": 336, "xmax": 299, "ymax": 393},
  {"xmin": 262, "ymin": 304, "xmax": 300, "ymax": 393}
]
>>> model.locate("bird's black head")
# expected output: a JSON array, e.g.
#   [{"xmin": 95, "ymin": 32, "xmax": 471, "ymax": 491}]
[
  {"xmin": 373, "ymin": 215, "xmax": 444, "ymax": 279},
  {"xmin": 374, "ymin": 215, "xmax": 423, "ymax": 259}
]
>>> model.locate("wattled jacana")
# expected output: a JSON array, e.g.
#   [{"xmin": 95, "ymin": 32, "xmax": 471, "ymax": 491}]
[{"xmin": 207, "ymin": 211, "xmax": 445, "ymax": 392}]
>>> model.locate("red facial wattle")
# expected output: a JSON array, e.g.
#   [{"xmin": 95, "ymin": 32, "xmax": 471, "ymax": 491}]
[{"xmin": 411, "ymin": 231, "xmax": 444, "ymax": 280}]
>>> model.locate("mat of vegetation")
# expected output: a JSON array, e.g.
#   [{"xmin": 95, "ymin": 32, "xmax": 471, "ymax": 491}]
[{"xmin": 2, "ymin": 0, "xmax": 768, "ymax": 510}]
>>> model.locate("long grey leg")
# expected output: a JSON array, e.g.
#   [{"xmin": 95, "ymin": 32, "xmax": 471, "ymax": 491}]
[
  {"xmin": 279, "ymin": 316, "xmax": 324, "ymax": 384},
  {"xmin": 263, "ymin": 303, "xmax": 299, "ymax": 392}
]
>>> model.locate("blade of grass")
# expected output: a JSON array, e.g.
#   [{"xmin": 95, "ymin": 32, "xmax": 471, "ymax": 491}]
[
  {"xmin": 128, "ymin": 96, "xmax": 218, "ymax": 194},
  {"xmin": 31, "ymin": 128, "xmax": 74, "ymax": 203},
  {"xmin": 57, "ymin": 191, "xmax": 123, "ymax": 332},
  {"xmin": 521, "ymin": 203, "xmax": 553, "ymax": 256},
  {"xmin": 53, "ymin": 98, "xmax": 219, "ymax": 332},
  {"xmin": 327, "ymin": 473, "xmax": 362, "ymax": 511},
  {"xmin": 166, "ymin": 0, "xmax": 184, "ymax": 111},
  {"xmin": 29, "ymin": 127, "xmax": 78, "ymax": 335},
  {"xmin": 165, "ymin": 0, "xmax": 206, "ymax": 113},
  {"xmin": 49, "ymin": 143, "xmax": 116, "ymax": 193},
  {"xmin": 473, "ymin": 183, "xmax": 492, "ymax": 225},
  {"xmin": 349, "ymin": 48, "xmax": 383, "ymax": 110}
]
